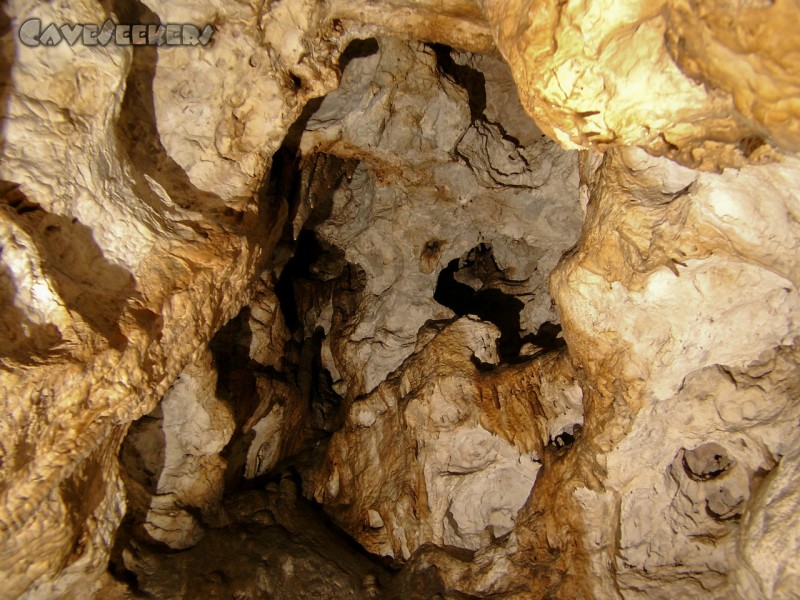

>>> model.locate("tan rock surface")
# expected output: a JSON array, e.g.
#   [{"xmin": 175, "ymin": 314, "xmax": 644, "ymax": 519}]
[
  {"xmin": 0, "ymin": 0, "xmax": 799, "ymax": 598},
  {"xmin": 478, "ymin": 0, "xmax": 800, "ymax": 168},
  {"xmin": 0, "ymin": 0, "xmax": 333, "ymax": 594},
  {"xmin": 395, "ymin": 148, "xmax": 800, "ymax": 598},
  {"xmin": 308, "ymin": 316, "xmax": 582, "ymax": 558}
]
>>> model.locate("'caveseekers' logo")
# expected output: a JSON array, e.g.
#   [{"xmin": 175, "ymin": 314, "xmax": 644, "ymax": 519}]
[{"xmin": 19, "ymin": 18, "xmax": 214, "ymax": 47}]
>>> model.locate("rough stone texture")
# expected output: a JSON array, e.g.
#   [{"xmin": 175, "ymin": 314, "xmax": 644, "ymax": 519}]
[
  {"xmin": 298, "ymin": 37, "xmax": 582, "ymax": 397},
  {"xmin": 328, "ymin": 0, "xmax": 493, "ymax": 54},
  {"xmin": 308, "ymin": 316, "xmax": 583, "ymax": 557},
  {"xmin": 393, "ymin": 149, "xmax": 800, "ymax": 599},
  {"xmin": 479, "ymin": 0, "xmax": 800, "ymax": 169},
  {"xmin": 120, "ymin": 351, "xmax": 234, "ymax": 550},
  {"xmin": 118, "ymin": 479, "xmax": 392, "ymax": 599},
  {"xmin": 734, "ymin": 433, "xmax": 800, "ymax": 600},
  {"xmin": 238, "ymin": 284, "xmax": 315, "ymax": 481},
  {"xmin": 556, "ymin": 149, "xmax": 800, "ymax": 599},
  {"xmin": 138, "ymin": 0, "xmax": 340, "ymax": 201},
  {"xmin": 0, "ymin": 0, "xmax": 341, "ymax": 594},
  {"xmin": 202, "ymin": 276, "xmax": 334, "ymax": 486},
  {"xmin": 1, "ymin": 0, "xmax": 800, "ymax": 598}
]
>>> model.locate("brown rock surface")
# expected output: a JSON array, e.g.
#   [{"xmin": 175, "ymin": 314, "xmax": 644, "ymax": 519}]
[
  {"xmin": 0, "ymin": 0, "xmax": 799, "ymax": 598},
  {"xmin": 479, "ymin": 0, "xmax": 800, "ymax": 168}
]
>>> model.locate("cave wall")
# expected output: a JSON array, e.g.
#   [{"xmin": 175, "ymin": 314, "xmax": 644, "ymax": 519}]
[{"xmin": 0, "ymin": 0, "xmax": 799, "ymax": 598}]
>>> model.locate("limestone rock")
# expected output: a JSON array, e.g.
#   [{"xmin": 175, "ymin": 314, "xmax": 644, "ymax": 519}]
[
  {"xmin": 1, "ymin": 0, "xmax": 800, "ymax": 598},
  {"xmin": 120, "ymin": 351, "xmax": 234, "ymax": 550},
  {"xmin": 734, "ymin": 434, "xmax": 800, "ymax": 599},
  {"xmin": 479, "ymin": 0, "xmax": 799, "ymax": 168},
  {"xmin": 297, "ymin": 37, "xmax": 581, "ymax": 396},
  {"xmin": 384, "ymin": 147, "xmax": 800, "ymax": 599},
  {"xmin": 476, "ymin": 147, "xmax": 800, "ymax": 599},
  {"xmin": 328, "ymin": 0, "xmax": 494, "ymax": 54},
  {"xmin": 139, "ymin": 0, "xmax": 342, "ymax": 201},
  {"xmin": 0, "ymin": 0, "xmax": 339, "ymax": 593},
  {"xmin": 308, "ymin": 316, "xmax": 583, "ymax": 558}
]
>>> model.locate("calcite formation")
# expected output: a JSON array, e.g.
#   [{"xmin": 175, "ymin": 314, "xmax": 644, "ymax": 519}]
[
  {"xmin": 120, "ymin": 351, "xmax": 234, "ymax": 550},
  {"xmin": 0, "ymin": 0, "xmax": 799, "ymax": 598},
  {"xmin": 479, "ymin": 0, "xmax": 800, "ymax": 169},
  {"xmin": 308, "ymin": 316, "xmax": 582, "ymax": 557},
  {"xmin": 295, "ymin": 36, "xmax": 582, "ymax": 396}
]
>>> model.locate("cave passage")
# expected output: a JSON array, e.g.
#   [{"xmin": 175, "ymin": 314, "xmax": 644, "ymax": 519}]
[
  {"xmin": 105, "ymin": 31, "xmax": 582, "ymax": 600},
  {"xmin": 434, "ymin": 243, "xmax": 565, "ymax": 362},
  {"xmin": 435, "ymin": 254, "xmax": 524, "ymax": 361}
]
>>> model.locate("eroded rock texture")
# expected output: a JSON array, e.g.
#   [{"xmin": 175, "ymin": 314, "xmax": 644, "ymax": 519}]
[
  {"xmin": 0, "ymin": 0, "xmax": 344, "ymax": 595},
  {"xmin": 308, "ymin": 316, "xmax": 581, "ymax": 557},
  {"xmin": 295, "ymin": 36, "xmax": 581, "ymax": 396},
  {"xmin": 480, "ymin": 0, "xmax": 800, "ymax": 169},
  {"xmin": 1, "ymin": 0, "xmax": 800, "ymax": 599},
  {"xmin": 120, "ymin": 351, "xmax": 234, "ymax": 550}
]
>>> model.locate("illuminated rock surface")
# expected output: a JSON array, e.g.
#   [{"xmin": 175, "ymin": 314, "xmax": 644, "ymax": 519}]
[{"xmin": 0, "ymin": 0, "xmax": 798, "ymax": 598}]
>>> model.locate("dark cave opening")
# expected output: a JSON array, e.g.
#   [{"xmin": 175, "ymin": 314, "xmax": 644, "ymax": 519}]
[
  {"xmin": 109, "ymin": 33, "xmax": 578, "ymax": 597},
  {"xmin": 429, "ymin": 43, "xmax": 486, "ymax": 123},
  {"xmin": 434, "ymin": 253, "xmax": 524, "ymax": 362},
  {"xmin": 434, "ymin": 244, "xmax": 566, "ymax": 363},
  {"xmin": 553, "ymin": 431, "xmax": 575, "ymax": 450},
  {"xmin": 275, "ymin": 229, "xmax": 326, "ymax": 333}
]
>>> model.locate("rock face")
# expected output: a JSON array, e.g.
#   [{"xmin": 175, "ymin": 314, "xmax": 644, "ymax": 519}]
[
  {"xmin": 308, "ymin": 316, "xmax": 582, "ymax": 557},
  {"xmin": 548, "ymin": 148, "xmax": 800, "ymax": 599},
  {"xmin": 296, "ymin": 37, "xmax": 582, "ymax": 396},
  {"xmin": 118, "ymin": 481, "xmax": 392, "ymax": 599},
  {"xmin": 0, "ymin": 0, "xmax": 342, "ymax": 595},
  {"xmin": 479, "ymin": 0, "xmax": 800, "ymax": 168},
  {"xmin": 120, "ymin": 351, "xmax": 234, "ymax": 550},
  {"xmin": 1, "ymin": 0, "xmax": 799, "ymax": 599}
]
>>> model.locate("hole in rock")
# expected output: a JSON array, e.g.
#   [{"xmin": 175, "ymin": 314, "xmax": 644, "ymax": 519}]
[
  {"xmin": 549, "ymin": 425, "xmax": 582, "ymax": 453},
  {"xmin": 110, "ymin": 32, "xmax": 584, "ymax": 598},
  {"xmin": 553, "ymin": 431, "xmax": 575, "ymax": 449},
  {"xmin": 290, "ymin": 72, "xmax": 303, "ymax": 90},
  {"xmin": 275, "ymin": 230, "xmax": 325, "ymax": 333},
  {"xmin": 434, "ymin": 243, "xmax": 564, "ymax": 362},
  {"xmin": 339, "ymin": 37, "xmax": 379, "ymax": 73}
]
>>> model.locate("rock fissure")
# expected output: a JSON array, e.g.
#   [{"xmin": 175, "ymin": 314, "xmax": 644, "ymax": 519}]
[{"xmin": 1, "ymin": 1, "xmax": 800, "ymax": 599}]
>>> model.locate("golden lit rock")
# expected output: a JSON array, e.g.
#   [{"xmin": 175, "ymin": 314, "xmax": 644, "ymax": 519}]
[{"xmin": 0, "ymin": 0, "xmax": 798, "ymax": 598}]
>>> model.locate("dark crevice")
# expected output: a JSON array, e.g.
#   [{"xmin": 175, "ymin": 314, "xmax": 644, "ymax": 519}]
[
  {"xmin": 274, "ymin": 230, "xmax": 347, "ymax": 334},
  {"xmin": 107, "ymin": 515, "xmax": 143, "ymax": 590},
  {"xmin": 434, "ymin": 244, "xmax": 565, "ymax": 363},
  {"xmin": 339, "ymin": 37, "xmax": 379, "ymax": 74},
  {"xmin": 208, "ymin": 308, "xmax": 261, "ymax": 490},
  {"xmin": 429, "ymin": 43, "xmax": 486, "ymax": 123},
  {"xmin": 553, "ymin": 431, "xmax": 574, "ymax": 449},
  {"xmin": 434, "ymin": 244, "xmax": 524, "ymax": 362},
  {"xmin": 521, "ymin": 321, "xmax": 565, "ymax": 354},
  {"xmin": 289, "ymin": 72, "xmax": 303, "ymax": 91},
  {"xmin": 548, "ymin": 425, "xmax": 582, "ymax": 456},
  {"xmin": 281, "ymin": 96, "xmax": 325, "ymax": 154},
  {"xmin": 275, "ymin": 230, "xmax": 325, "ymax": 333},
  {"xmin": 210, "ymin": 307, "xmax": 256, "ymax": 415}
]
